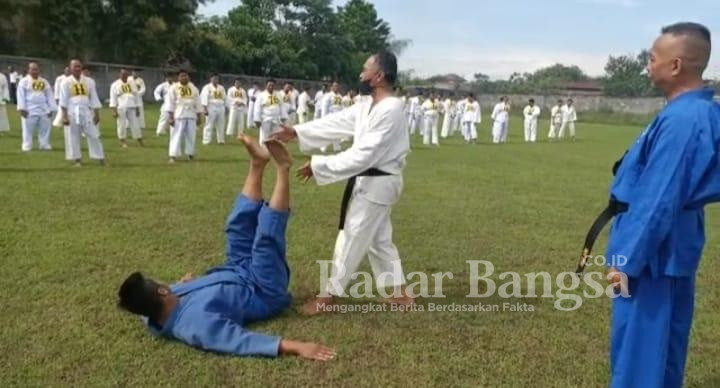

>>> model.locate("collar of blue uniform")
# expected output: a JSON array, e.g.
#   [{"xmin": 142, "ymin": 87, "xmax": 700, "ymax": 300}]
[{"xmin": 668, "ymin": 87, "xmax": 715, "ymax": 105}]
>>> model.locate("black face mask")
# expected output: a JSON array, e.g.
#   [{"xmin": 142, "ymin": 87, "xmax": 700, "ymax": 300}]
[{"xmin": 358, "ymin": 78, "xmax": 373, "ymax": 95}]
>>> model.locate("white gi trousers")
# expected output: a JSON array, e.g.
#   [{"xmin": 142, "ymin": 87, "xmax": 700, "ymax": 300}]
[
  {"xmin": 558, "ymin": 121, "xmax": 576, "ymax": 138},
  {"xmin": 64, "ymin": 107, "xmax": 104, "ymax": 161},
  {"xmin": 156, "ymin": 110, "xmax": 172, "ymax": 136},
  {"xmin": 202, "ymin": 106, "xmax": 225, "ymax": 144},
  {"xmin": 116, "ymin": 107, "xmax": 142, "ymax": 140},
  {"xmin": 169, "ymin": 118, "xmax": 196, "ymax": 158},
  {"xmin": 423, "ymin": 114, "xmax": 439, "ymax": 145},
  {"xmin": 524, "ymin": 119, "xmax": 537, "ymax": 142},
  {"xmin": 0, "ymin": 105, "xmax": 9, "ymax": 132},
  {"xmin": 324, "ymin": 189, "xmax": 406, "ymax": 296},
  {"xmin": 492, "ymin": 121, "xmax": 505, "ymax": 143},
  {"xmin": 462, "ymin": 121, "xmax": 477, "ymax": 142},
  {"xmin": 22, "ymin": 114, "xmax": 52, "ymax": 151},
  {"xmin": 440, "ymin": 113, "xmax": 453, "ymax": 138},
  {"xmin": 226, "ymin": 107, "xmax": 247, "ymax": 137}
]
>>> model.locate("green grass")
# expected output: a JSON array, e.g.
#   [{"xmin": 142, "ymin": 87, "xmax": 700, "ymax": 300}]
[{"xmin": 1, "ymin": 105, "xmax": 719, "ymax": 387}]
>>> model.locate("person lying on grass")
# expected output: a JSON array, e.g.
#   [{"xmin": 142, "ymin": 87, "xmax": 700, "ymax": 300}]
[{"xmin": 117, "ymin": 135, "xmax": 335, "ymax": 362}]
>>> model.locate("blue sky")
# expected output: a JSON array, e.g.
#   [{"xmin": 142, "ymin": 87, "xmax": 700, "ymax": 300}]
[{"xmin": 199, "ymin": 0, "xmax": 720, "ymax": 80}]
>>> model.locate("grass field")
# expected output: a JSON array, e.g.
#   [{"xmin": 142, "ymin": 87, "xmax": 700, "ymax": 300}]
[{"xmin": 1, "ymin": 104, "xmax": 720, "ymax": 387}]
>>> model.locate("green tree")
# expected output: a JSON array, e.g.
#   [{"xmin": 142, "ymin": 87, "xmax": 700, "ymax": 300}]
[{"xmin": 603, "ymin": 50, "xmax": 658, "ymax": 97}]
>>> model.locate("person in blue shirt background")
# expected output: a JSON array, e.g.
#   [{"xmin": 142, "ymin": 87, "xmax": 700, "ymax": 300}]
[
  {"xmin": 117, "ymin": 135, "xmax": 336, "ymax": 362},
  {"xmin": 605, "ymin": 22, "xmax": 720, "ymax": 387}
]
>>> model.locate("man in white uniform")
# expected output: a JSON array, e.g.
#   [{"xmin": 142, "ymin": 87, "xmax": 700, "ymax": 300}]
[
  {"xmin": 313, "ymin": 84, "xmax": 328, "ymax": 120},
  {"xmin": 407, "ymin": 91, "xmax": 422, "ymax": 136},
  {"xmin": 59, "ymin": 59, "xmax": 105, "ymax": 166},
  {"xmin": 226, "ymin": 78, "xmax": 248, "ymax": 138},
  {"xmin": 296, "ymin": 86, "xmax": 311, "ymax": 124},
  {"xmin": 272, "ymin": 51, "xmax": 413, "ymax": 315},
  {"xmin": 321, "ymin": 81, "xmax": 344, "ymax": 152},
  {"xmin": 491, "ymin": 97, "xmax": 509, "ymax": 144},
  {"xmin": 8, "ymin": 66, "xmax": 19, "ymax": 104},
  {"xmin": 548, "ymin": 99, "xmax": 564, "ymax": 141},
  {"xmin": 52, "ymin": 67, "xmax": 70, "ymax": 129},
  {"xmin": 522, "ymin": 98, "xmax": 541, "ymax": 143},
  {"xmin": 253, "ymin": 79, "xmax": 287, "ymax": 145},
  {"xmin": 440, "ymin": 95, "xmax": 455, "ymax": 138},
  {"xmin": 0, "ymin": 71, "xmax": 9, "ymax": 133},
  {"xmin": 461, "ymin": 94, "xmax": 481, "ymax": 143},
  {"xmin": 558, "ymin": 98, "xmax": 578, "ymax": 141},
  {"xmin": 453, "ymin": 97, "xmax": 465, "ymax": 136},
  {"xmin": 246, "ymin": 82, "xmax": 260, "ymax": 128},
  {"xmin": 153, "ymin": 73, "xmax": 176, "ymax": 136},
  {"xmin": 167, "ymin": 70, "xmax": 203, "ymax": 163},
  {"xmin": 128, "ymin": 69, "xmax": 146, "ymax": 129},
  {"xmin": 201, "ymin": 73, "xmax": 227, "ymax": 145},
  {"xmin": 109, "ymin": 68, "xmax": 144, "ymax": 148},
  {"xmin": 17, "ymin": 61, "xmax": 56, "ymax": 151},
  {"xmin": 421, "ymin": 94, "xmax": 440, "ymax": 146},
  {"xmin": 280, "ymin": 83, "xmax": 297, "ymax": 126}
]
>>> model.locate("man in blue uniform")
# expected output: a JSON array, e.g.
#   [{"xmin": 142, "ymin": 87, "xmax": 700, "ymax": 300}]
[
  {"xmin": 117, "ymin": 135, "xmax": 335, "ymax": 362},
  {"xmin": 606, "ymin": 22, "xmax": 720, "ymax": 387}
]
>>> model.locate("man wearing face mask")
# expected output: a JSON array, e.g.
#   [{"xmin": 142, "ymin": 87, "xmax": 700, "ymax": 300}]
[
  {"xmin": 272, "ymin": 50, "xmax": 413, "ymax": 315},
  {"xmin": 596, "ymin": 22, "xmax": 720, "ymax": 387}
]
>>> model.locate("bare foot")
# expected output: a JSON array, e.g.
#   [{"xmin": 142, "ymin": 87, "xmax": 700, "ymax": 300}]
[
  {"xmin": 265, "ymin": 139, "xmax": 293, "ymax": 169},
  {"xmin": 239, "ymin": 135, "xmax": 270, "ymax": 165},
  {"xmin": 299, "ymin": 297, "xmax": 336, "ymax": 316}
]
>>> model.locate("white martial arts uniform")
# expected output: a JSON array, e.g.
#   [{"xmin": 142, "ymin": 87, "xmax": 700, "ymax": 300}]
[
  {"xmin": 109, "ymin": 78, "xmax": 142, "ymax": 141},
  {"xmin": 246, "ymin": 87, "xmax": 258, "ymax": 127},
  {"xmin": 52, "ymin": 74, "xmax": 68, "ymax": 128},
  {"xmin": 17, "ymin": 75, "xmax": 56, "ymax": 150},
  {"xmin": 296, "ymin": 91, "xmax": 310, "ymax": 124},
  {"xmin": 128, "ymin": 76, "xmax": 146, "ymax": 128},
  {"xmin": 461, "ymin": 100, "xmax": 481, "ymax": 142},
  {"xmin": 253, "ymin": 90, "xmax": 287, "ymax": 145},
  {"xmin": 59, "ymin": 75, "xmax": 105, "ymax": 161},
  {"xmin": 407, "ymin": 96, "xmax": 421, "ymax": 135},
  {"xmin": 313, "ymin": 90, "xmax": 325, "ymax": 120},
  {"xmin": 225, "ymin": 86, "xmax": 247, "ymax": 137},
  {"xmin": 153, "ymin": 81, "xmax": 174, "ymax": 135},
  {"xmin": 523, "ymin": 104, "xmax": 541, "ymax": 142},
  {"xmin": 548, "ymin": 104, "xmax": 563, "ymax": 139},
  {"xmin": 453, "ymin": 99, "xmax": 465, "ymax": 135},
  {"xmin": 200, "ymin": 83, "xmax": 226, "ymax": 145},
  {"xmin": 491, "ymin": 102, "xmax": 509, "ymax": 144},
  {"xmin": 322, "ymin": 91, "xmax": 345, "ymax": 152},
  {"xmin": 280, "ymin": 90, "xmax": 297, "ymax": 126},
  {"xmin": 440, "ymin": 98, "xmax": 454, "ymax": 138},
  {"xmin": 294, "ymin": 96, "xmax": 410, "ymax": 296},
  {"xmin": 288, "ymin": 88, "xmax": 299, "ymax": 125},
  {"xmin": 559, "ymin": 104, "xmax": 577, "ymax": 139},
  {"xmin": 0, "ymin": 73, "xmax": 10, "ymax": 132},
  {"xmin": 167, "ymin": 82, "xmax": 202, "ymax": 158},
  {"xmin": 421, "ymin": 99, "xmax": 440, "ymax": 146}
]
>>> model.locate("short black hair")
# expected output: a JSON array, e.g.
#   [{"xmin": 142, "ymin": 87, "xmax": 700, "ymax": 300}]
[
  {"xmin": 661, "ymin": 22, "xmax": 711, "ymax": 43},
  {"xmin": 178, "ymin": 69, "xmax": 189, "ymax": 75},
  {"xmin": 374, "ymin": 50, "xmax": 397, "ymax": 85},
  {"xmin": 529, "ymin": 98, "xmax": 535, "ymax": 103},
  {"xmin": 118, "ymin": 272, "xmax": 164, "ymax": 322},
  {"xmin": 234, "ymin": 77, "xmax": 242, "ymax": 83},
  {"xmin": 210, "ymin": 72, "xmax": 219, "ymax": 78},
  {"xmin": 266, "ymin": 78, "xmax": 276, "ymax": 84}
]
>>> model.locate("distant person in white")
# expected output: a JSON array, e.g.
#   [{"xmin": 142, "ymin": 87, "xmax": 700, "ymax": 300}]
[
  {"xmin": 421, "ymin": 94, "xmax": 440, "ymax": 146},
  {"xmin": 167, "ymin": 69, "xmax": 203, "ymax": 163},
  {"xmin": 558, "ymin": 98, "xmax": 578, "ymax": 140},
  {"xmin": 253, "ymin": 78, "xmax": 288, "ymax": 145},
  {"xmin": 128, "ymin": 69, "xmax": 146, "ymax": 129},
  {"xmin": 109, "ymin": 68, "xmax": 144, "ymax": 148},
  {"xmin": 271, "ymin": 50, "xmax": 414, "ymax": 315},
  {"xmin": 313, "ymin": 84, "xmax": 328, "ymax": 120},
  {"xmin": 52, "ymin": 67, "xmax": 71, "ymax": 129},
  {"xmin": 296, "ymin": 86, "xmax": 311, "ymax": 124},
  {"xmin": 153, "ymin": 73, "xmax": 176, "ymax": 136},
  {"xmin": 0, "ymin": 71, "xmax": 9, "ymax": 133},
  {"xmin": 547, "ymin": 99, "xmax": 564, "ymax": 141},
  {"xmin": 225, "ymin": 78, "xmax": 248, "ymax": 137},
  {"xmin": 461, "ymin": 94, "xmax": 481, "ymax": 144},
  {"xmin": 522, "ymin": 98, "xmax": 541, "ymax": 142},
  {"xmin": 201, "ymin": 73, "xmax": 227, "ymax": 145},
  {"xmin": 17, "ymin": 61, "xmax": 56, "ymax": 150},
  {"xmin": 59, "ymin": 59, "xmax": 105, "ymax": 166},
  {"xmin": 246, "ymin": 82, "xmax": 260, "ymax": 128},
  {"xmin": 491, "ymin": 96, "xmax": 509, "ymax": 144}
]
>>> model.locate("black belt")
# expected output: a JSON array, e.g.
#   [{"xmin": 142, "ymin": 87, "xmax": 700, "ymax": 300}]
[
  {"xmin": 338, "ymin": 168, "xmax": 391, "ymax": 230},
  {"xmin": 575, "ymin": 199, "xmax": 628, "ymax": 275}
]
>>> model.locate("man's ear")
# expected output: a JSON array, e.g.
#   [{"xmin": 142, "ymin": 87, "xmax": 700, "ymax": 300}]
[
  {"xmin": 158, "ymin": 287, "xmax": 169, "ymax": 296},
  {"xmin": 671, "ymin": 57, "xmax": 683, "ymax": 77}
]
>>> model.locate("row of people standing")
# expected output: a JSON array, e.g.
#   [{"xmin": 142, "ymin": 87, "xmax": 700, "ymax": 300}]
[{"xmin": 402, "ymin": 92, "xmax": 579, "ymax": 146}]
